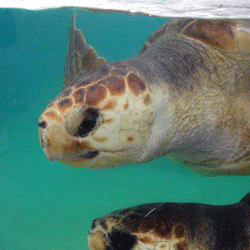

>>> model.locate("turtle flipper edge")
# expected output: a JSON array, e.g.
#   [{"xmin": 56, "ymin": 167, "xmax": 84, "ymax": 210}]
[{"xmin": 63, "ymin": 12, "xmax": 107, "ymax": 91}]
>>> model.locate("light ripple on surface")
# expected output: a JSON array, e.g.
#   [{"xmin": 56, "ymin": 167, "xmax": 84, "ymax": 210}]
[{"xmin": 0, "ymin": 0, "xmax": 250, "ymax": 19}]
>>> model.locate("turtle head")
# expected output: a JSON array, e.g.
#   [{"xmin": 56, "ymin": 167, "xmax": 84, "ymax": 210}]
[
  {"xmin": 39, "ymin": 14, "xmax": 156, "ymax": 169},
  {"xmin": 88, "ymin": 203, "xmax": 188, "ymax": 250},
  {"xmin": 38, "ymin": 64, "xmax": 155, "ymax": 168},
  {"xmin": 88, "ymin": 215, "xmax": 138, "ymax": 250}
]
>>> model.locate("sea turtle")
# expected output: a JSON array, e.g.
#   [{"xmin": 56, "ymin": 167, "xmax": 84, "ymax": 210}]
[
  {"xmin": 88, "ymin": 192, "xmax": 250, "ymax": 250},
  {"xmin": 38, "ymin": 13, "xmax": 250, "ymax": 175}
]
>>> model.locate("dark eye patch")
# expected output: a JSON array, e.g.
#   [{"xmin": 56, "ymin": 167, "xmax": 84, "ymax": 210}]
[
  {"xmin": 75, "ymin": 107, "xmax": 99, "ymax": 137},
  {"xmin": 107, "ymin": 227, "xmax": 137, "ymax": 250}
]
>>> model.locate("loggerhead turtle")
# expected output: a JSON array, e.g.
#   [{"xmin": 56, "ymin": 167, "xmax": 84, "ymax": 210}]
[
  {"xmin": 88, "ymin": 192, "xmax": 250, "ymax": 250},
  {"xmin": 38, "ymin": 13, "xmax": 250, "ymax": 175}
]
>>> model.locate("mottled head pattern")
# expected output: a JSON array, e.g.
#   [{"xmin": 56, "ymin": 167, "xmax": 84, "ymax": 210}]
[
  {"xmin": 88, "ymin": 203, "xmax": 191, "ymax": 250},
  {"xmin": 38, "ymin": 12, "xmax": 155, "ymax": 168},
  {"xmin": 39, "ymin": 63, "xmax": 154, "ymax": 168},
  {"xmin": 88, "ymin": 192, "xmax": 250, "ymax": 250}
]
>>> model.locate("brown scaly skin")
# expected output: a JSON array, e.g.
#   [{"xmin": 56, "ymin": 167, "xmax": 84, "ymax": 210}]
[
  {"xmin": 88, "ymin": 192, "xmax": 250, "ymax": 250},
  {"xmin": 39, "ymin": 62, "xmax": 154, "ymax": 168},
  {"xmin": 39, "ymin": 15, "xmax": 250, "ymax": 175}
]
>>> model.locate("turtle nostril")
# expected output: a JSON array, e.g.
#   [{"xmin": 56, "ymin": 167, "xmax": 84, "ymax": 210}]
[
  {"xmin": 90, "ymin": 219, "xmax": 97, "ymax": 231},
  {"xmin": 39, "ymin": 121, "xmax": 47, "ymax": 129}
]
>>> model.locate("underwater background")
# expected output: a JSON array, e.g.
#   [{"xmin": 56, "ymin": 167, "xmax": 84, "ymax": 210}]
[{"xmin": 0, "ymin": 7, "xmax": 250, "ymax": 250}]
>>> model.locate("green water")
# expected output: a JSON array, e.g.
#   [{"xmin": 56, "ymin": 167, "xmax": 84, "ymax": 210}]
[{"xmin": 0, "ymin": 7, "xmax": 249, "ymax": 250}]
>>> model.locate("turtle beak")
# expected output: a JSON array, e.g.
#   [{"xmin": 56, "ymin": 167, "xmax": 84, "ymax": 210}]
[
  {"xmin": 38, "ymin": 115, "xmax": 99, "ymax": 165},
  {"xmin": 88, "ymin": 229, "xmax": 108, "ymax": 250},
  {"xmin": 38, "ymin": 119, "xmax": 77, "ymax": 161},
  {"xmin": 88, "ymin": 219, "xmax": 109, "ymax": 250},
  {"xmin": 38, "ymin": 120, "xmax": 53, "ymax": 160},
  {"xmin": 38, "ymin": 121, "xmax": 64, "ymax": 161}
]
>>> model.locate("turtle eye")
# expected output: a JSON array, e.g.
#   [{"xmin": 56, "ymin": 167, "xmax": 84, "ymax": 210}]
[
  {"xmin": 74, "ymin": 107, "xmax": 99, "ymax": 137},
  {"xmin": 107, "ymin": 228, "xmax": 137, "ymax": 250}
]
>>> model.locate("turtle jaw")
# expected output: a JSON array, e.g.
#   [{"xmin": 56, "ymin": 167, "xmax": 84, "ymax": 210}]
[
  {"xmin": 38, "ymin": 121, "xmax": 98, "ymax": 163},
  {"xmin": 88, "ymin": 229, "xmax": 109, "ymax": 250},
  {"xmin": 88, "ymin": 218, "xmax": 117, "ymax": 250},
  {"xmin": 38, "ymin": 114, "xmax": 148, "ymax": 168},
  {"xmin": 60, "ymin": 149, "xmax": 144, "ymax": 169},
  {"xmin": 38, "ymin": 120, "xmax": 144, "ymax": 168},
  {"xmin": 89, "ymin": 218, "xmax": 138, "ymax": 250}
]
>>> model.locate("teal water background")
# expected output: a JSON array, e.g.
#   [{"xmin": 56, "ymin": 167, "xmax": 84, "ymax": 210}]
[{"xmin": 0, "ymin": 8, "xmax": 250, "ymax": 250}]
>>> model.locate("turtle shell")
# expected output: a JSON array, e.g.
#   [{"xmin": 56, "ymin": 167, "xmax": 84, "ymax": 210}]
[{"xmin": 140, "ymin": 19, "xmax": 250, "ymax": 54}]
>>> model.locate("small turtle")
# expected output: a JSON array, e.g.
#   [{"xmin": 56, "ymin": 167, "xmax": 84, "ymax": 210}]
[
  {"xmin": 38, "ymin": 13, "xmax": 250, "ymax": 175},
  {"xmin": 88, "ymin": 192, "xmax": 250, "ymax": 250}
]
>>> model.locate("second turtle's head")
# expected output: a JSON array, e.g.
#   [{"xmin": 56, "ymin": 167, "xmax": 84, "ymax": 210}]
[{"xmin": 38, "ymin": 64, "xmax": 155, "ymax": 168}]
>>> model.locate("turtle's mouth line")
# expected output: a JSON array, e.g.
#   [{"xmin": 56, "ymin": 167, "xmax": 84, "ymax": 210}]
[
  {"xmin": 81, "ymin": 151, "xmax": 99, "ymax": 159},
  {"xmin": 68, "ymin": 151, "xmax": 100, "ymax": 161}
]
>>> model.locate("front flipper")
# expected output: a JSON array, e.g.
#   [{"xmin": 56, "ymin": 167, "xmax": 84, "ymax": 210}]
[{"xmin": 63, "ymin": 12, "xmax": 107, "ymax": 91}]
